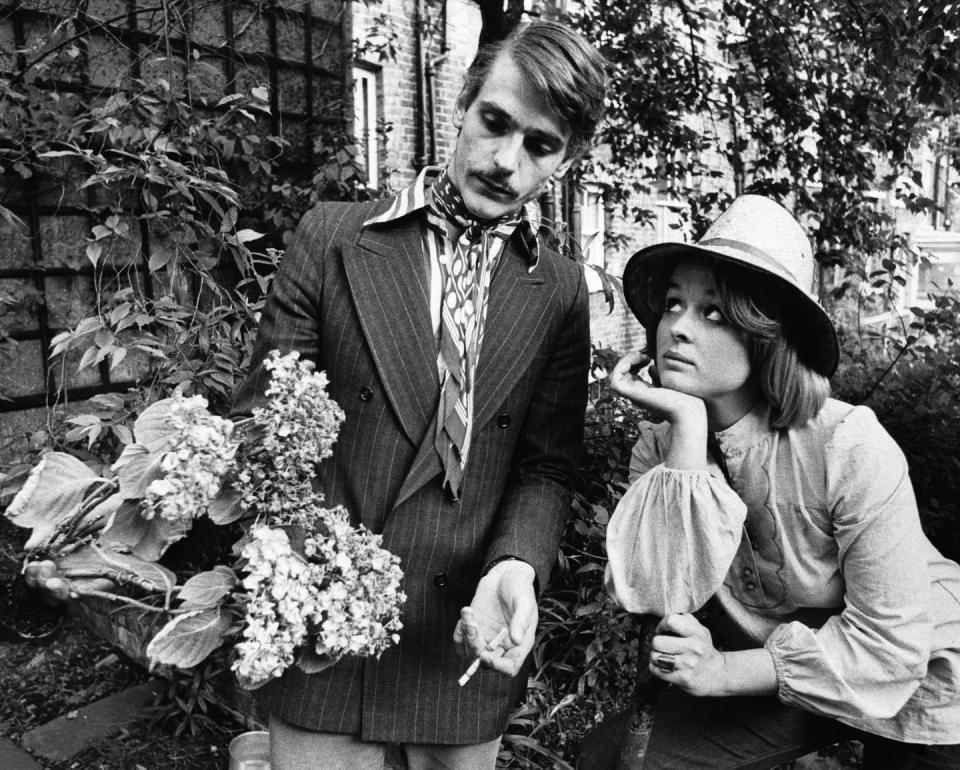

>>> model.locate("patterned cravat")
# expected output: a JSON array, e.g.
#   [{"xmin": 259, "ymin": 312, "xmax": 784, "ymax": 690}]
[{"xmin": 427, "ymin": 170, "xmax": 520, "ymax": 499}]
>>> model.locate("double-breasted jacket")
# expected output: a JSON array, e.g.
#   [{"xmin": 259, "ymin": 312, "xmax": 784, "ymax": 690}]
[{"xmin": 233, "ymin": 195, "xmax": 590, "ymax": 743}]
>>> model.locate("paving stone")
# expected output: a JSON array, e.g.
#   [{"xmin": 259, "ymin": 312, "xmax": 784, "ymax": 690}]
[
  {"xmin": 793, "ymin": 751, "xmax": 849, "ymax": 769},
  {"xmin": 21, "ymin": 679, "xmax": 162, "ymax": 762},
  {"xmin": 0, "ymin": 736, "xmax": 44, "ymax": 769}
]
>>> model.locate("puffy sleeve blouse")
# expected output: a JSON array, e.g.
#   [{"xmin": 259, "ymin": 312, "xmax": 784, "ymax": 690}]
[{"xmin": 604, "ymin": 398, "xmax": 960, "ymax": 743}]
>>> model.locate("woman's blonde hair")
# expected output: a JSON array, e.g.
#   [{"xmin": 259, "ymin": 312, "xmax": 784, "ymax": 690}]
[{"xmin": 643, "ymin": 256, "xmax": 830, "ymax": 429}]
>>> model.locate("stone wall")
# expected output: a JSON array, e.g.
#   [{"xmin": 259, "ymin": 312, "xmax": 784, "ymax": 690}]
[{"xmin": 0, "ymin": 0, "xmax": 349, "ymax": 461}]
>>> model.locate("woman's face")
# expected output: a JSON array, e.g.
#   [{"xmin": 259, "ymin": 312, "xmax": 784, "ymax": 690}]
[{"xmin": 655, "ymin": 261, "xmax": 758, "ymax": 421}]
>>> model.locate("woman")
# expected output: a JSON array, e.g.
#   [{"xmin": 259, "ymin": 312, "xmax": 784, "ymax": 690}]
[{"xmin": 601, "ymin": 195, "xmax": 960, "ymax": 769}]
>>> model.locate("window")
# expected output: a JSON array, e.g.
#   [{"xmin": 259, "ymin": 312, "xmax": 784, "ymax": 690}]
[
  {"xmin": 654, "ymin": 199, "xmax": 685, "ymax": 242},
  {"xmin": 580, "ymin": 184, "xmax": 606, "ymax": 292},
  {"xmin": 914, "ymin": 232, "xmax": 960, "ymax": 300},
  {"xmin": 352, "ymin": 66, "xmax": 379, "ymax": 190}
]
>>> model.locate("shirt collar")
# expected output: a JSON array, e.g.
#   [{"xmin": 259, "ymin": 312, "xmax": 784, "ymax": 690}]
[
  {"xmin": 713, "ymin": 399, "xmax": 771, "ymax": 456},
  {"xmin": 363, "ymin": 165, "xmax": 542, "ymax": 271}
]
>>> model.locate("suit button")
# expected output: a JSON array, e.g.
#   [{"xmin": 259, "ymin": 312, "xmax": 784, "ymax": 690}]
[
  {"xmin": 433, "ymin": 573, "xmax": 447, "ymax": 588},
  {"xmin": 359, "ymin": 386, "xmax": 373, "ymax": 401},
  {"xmin": 743, "ymin": 567, "xmax": 754, "ymax": 577},
  {"xmin": 745, "ymin": 581, "xmax": 756, "ymax": 591},
  {"xmin": 496, "ymin": 413, "xmax": 510, "ymax": 428}
]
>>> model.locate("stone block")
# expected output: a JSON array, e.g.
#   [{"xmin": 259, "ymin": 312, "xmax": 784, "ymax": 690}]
[
  {"xmin": 38, "ymin": 215, "xmax": 89, "ymax": 270},
  {"xmin": 0, "ymin": 219, "xmax": 33, "ymax": 269},
  {"xmin": 276, "ymin": 15, "xmax": 306, "ymax": 58},
  {"xmin": 279, "ymin": 69, "xmax": 309, "ymax": 113},
  {"xmin": 233, "ymin": 8, "xmax": 271, "ymax": 54},
  {"xmin": 0, "ymin": 736, "xmax": 44, "ymax": 770},
  {"xmin": 0, "ymin": 406, "xmax": 47, "ymax": 465},
  {"xmin": 21, "ymin": 680, "xmax": 163, "ymax": 762},
  {"xmin": 44, "ymin": 275, "xmax": 98, "ymax": 329},
  {"xmin": 0, "ymin": 339, "xmax": 45, "ymax": 400},
  {"xmin": 312, "ymin": 26, "xmax": 343, "ymax": 73},
  {"xmin": 85, "ymin": 0, "xmax": 128, "ymax": 26},
  {"xmin": 86, "ymin": 33, "xmax": 133, "ymax": 89},
  {"xmin": 192, "ymin": 4, "xmax": 227, "ymax": 47}
]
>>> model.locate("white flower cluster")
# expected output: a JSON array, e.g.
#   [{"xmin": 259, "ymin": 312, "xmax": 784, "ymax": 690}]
[
  {"xmin": 232, "ymin": 525, "xmax": 312, "ymax": 687},
  {"xmin": 304, "ymin": 506, "xmax": 405, "ymax": 660},
  {"xmin": 234, "ymin": 351, "xmax": 346, "ymax": 525},
  {"xmin": 144, "ymin": 394, "xmax": 238, "ymax": 522},
  {"xmin": 254, "ymin": 350, "xmax": 345, "ymax": 488},
  {"xmin": 232, "ymin": 506, "xmax": 405, "ymax": 690}
]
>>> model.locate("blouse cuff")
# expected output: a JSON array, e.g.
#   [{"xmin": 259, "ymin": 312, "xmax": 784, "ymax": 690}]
[
  {"xmin": 764, "ymin": 621, "xmax": 850, "ymax": 717},
  {"xmin": 763, "ymin": 624, "xmax": 795, "ymax": 704}
]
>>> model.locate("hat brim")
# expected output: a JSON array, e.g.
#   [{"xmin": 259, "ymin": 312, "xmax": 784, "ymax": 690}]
[{"xmin": 622, "ymin": 242, "xmax": 839, "ymax": 377}]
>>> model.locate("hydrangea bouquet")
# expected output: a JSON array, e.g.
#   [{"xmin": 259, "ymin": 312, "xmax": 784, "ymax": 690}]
[{"xmin": 5, "ymin": 351, "xmax": 405, "ymax": 690}]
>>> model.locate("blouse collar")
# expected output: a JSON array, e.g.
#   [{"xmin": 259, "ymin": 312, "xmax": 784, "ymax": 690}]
[{"xmin": 713, "ymin": 399, "xmax": 771, "ymax": 456}]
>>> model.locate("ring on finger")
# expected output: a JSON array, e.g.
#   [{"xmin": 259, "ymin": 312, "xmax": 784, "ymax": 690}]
[{"xmin": 654, "ymin": 652, "xmax": 677, "ymax": 674}]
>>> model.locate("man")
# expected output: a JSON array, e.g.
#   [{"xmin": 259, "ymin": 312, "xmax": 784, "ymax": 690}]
[{"xmin": 232, "ymin": 19, "xmax": 606, "ymax": 769}]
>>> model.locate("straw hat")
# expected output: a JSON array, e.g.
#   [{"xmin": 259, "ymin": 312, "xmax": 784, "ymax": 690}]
[{"xmin": 622, "ymin": 195, "xmax": 839, "ymax": 377}]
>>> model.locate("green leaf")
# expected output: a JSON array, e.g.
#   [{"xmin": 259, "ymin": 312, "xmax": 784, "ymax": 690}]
[
  {"xmin": 146, "ymin": 609, "xmax": 231, "ymax": 670},
  {"xmin": 86, "ymin": 242, "xmax": 102, "ymax": 266},
  {"xmin": 59, "ymin": 544, "xmax": 177, "ymax": 594},
  {"xmin": 148, "ymin": 248, "xmax": 172, "ymax": 272},
  {"xmin": 178, "ymin": 566, "xmax": 237, "ymax": 609},
  {"xmin": 234, "ymin": 228, "xmax": 264, "ymax": 243},
  {"xmin": 207, "ymin": 487, "xmax": 242, "ymax": 524},
  {"xmin": 99, "ymin": 500, "xmax": 192, "ymax": 561},
  {"xmin": 296, "ymin": 645, "xmax": 338, "ymax": 675},
  {"xmin": 132, "ymin": 398, "xmax": 181, "ymax": 452},
  {"xmin": 111, "ymin": 443, "xmax": 165, "ymax": 499},
  {"xmin": 112, "ymin": 424, "xmax": 134, "ymax": 445},
  {"xmin": 110, "ymin": 347, "xmax": 128, "ymax": 370},
  {"xmin": 5, "ymin": 452, "xmax": 106, "ymax": 531},
  {"xmin": 78, "ymin": 346, "xmax": 99, "ymax": 371}
]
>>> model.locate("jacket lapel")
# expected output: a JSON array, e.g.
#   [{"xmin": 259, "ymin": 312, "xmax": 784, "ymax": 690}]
[
  {"xmin": 472, "ymin": 242, "xmax": 556, "ymax": 431},
  {"xmin": 381, "ymin": 230, "xmax": 559, "ymax": 510},
  {"xmin": 342, "ymin": 214, "xmax": 440, "ymax": 449}
]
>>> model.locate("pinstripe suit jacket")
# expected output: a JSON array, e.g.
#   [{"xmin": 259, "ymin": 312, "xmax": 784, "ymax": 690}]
[{"xmin": 233, "ymin": 195, "xmax": 589, "ymax": 743}]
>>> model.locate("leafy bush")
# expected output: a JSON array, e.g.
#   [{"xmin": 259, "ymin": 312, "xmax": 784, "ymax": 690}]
[
  {"xmin": 833, "ymin": 289, "xmax": 960, "ymax": 562},
  {"xmin": 502, "ymin": 347, "xmax": 650, "ymax": 768}
]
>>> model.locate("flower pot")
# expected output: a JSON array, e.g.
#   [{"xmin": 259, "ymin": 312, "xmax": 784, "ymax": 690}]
[{"xmin": 228, "ymin": 730, "xmax": 271, "ymax": 769}]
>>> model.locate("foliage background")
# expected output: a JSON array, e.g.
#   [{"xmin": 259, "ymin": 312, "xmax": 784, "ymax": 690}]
[{"xmin": 1, "ymin": 1, "xmax": 959, "ymax": 768}]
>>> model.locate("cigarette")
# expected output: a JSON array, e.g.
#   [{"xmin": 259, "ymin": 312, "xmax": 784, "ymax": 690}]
[{"xmin": 458, "ymin": 626, "xmax": 509, "ymax": 687}]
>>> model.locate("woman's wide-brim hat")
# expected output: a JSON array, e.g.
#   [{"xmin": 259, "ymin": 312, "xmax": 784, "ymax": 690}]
[{"xmin": 622, "ymin": 195, "xmax": 839, "ymax": 377}]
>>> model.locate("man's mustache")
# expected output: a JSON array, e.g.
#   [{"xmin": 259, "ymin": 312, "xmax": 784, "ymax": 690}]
[{"xmin": 474, "ymin": 171, "xmax": 518, "ymax": 198}]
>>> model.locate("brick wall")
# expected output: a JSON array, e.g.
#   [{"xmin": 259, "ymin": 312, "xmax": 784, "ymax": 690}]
[{"xmin": 352, "ymin": 0, "xmax": 480, "ymax": 188}]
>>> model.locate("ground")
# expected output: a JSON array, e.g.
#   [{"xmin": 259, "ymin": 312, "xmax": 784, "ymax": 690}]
[{"xmin": 0, "ymin": 516, "xmax": 242, "ymax": 769}]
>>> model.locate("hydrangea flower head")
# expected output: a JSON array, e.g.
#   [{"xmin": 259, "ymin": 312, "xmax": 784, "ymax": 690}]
[{"xmin": 143, "ymin": 393, "xmax": 238, "ymax": 523}]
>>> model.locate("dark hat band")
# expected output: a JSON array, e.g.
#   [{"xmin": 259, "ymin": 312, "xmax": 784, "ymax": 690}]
[{"xmin": 697, "ymin": 237, "xmax": 800, "ymax": 285}]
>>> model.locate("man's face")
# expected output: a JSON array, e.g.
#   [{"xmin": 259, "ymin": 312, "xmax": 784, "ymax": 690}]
[{"xmin": 448, "ymin": 51, "xmax": 573, "ymax": 220}]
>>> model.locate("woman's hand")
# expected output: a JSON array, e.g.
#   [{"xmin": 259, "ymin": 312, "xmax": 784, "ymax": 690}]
[
  {"xmin": 609, "ymin": 351, "xmax": 705, "ymax": 424},
  {"xmin": 648, "ymin": 613, "xmax": 726, "ymax": 696},
  {"xmin": 609, "ymin": 352, "xmax": 708, "ymax": 470},
  {"xmin": 649, "ymin": 613, "xmax": 779, "ymax": 698}
]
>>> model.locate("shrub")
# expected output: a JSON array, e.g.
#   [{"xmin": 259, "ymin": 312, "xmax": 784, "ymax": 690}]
[
  {"xmin": 833, "ymin": 289, "xmax": 960, "ymax": 562},
  {"xmin": 502, "ymin": 346, "xmax": 649, "ymax": 768}
]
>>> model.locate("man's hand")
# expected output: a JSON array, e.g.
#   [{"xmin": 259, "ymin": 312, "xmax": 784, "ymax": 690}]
[
  {"xmin": 23, "ymin": 560, "xmax": 114, "ymax": 604},
  {"xmin": 453, "ymin": 559, "xmax": 537, "ymax": 678}
]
